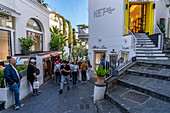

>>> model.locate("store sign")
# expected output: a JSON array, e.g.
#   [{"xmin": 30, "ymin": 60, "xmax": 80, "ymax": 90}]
[
  {"xmin": 94, "ymin": 7, "xmax": 115, "ymax": 18},
  {"xmin": 0, "ymin": 8, "xmax": 12, "ymax": 15}
]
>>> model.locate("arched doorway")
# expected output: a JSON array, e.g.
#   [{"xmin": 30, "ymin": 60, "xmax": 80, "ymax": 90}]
[{"xmin": 26, "ymin": 18, "xmax": 43, "ymax": 52}]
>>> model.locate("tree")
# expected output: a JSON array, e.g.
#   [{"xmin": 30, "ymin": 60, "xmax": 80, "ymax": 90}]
[
  {"xmin": 50, "ymin": 26, "xmax": 68, "ymax": 59},
  {"xmin": 72, "ymin": 28, "xmax": 77, "ymax": 46},
  {"xmin": 71, "ymin": 45, "xmax": 88, "ymax": 60}
]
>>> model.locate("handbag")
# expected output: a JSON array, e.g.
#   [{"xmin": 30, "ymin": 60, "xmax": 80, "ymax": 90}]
[{"xmin": 33, "ymin": 80, "xmax": 39, "ymax": 89}]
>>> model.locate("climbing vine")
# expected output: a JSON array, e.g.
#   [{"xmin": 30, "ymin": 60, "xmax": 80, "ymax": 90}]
[{"xmin": 66, "ymin": 20, "xmax": 73, "ymax": 48}]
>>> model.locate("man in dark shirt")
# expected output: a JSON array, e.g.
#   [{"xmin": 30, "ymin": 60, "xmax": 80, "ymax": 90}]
[
  {"xmin": 59, "ymin": 60, "xmax": 71, "ymax": 95},
  {"xmin": 4, "ymin": 58, "xmax": 24, "ymax": 110},
  {"xmin": 27, "ymin": 59, "xmax": 41, "ymax": 96}
]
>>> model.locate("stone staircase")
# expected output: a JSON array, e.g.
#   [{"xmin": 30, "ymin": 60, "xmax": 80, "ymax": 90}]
[
  {"xmin": 134, "ymin": 33, "xmax": 168, "ymax": 60},
  {"xmin": 96, "ymin": 60, "xmax": 170, "ymax": 113}
]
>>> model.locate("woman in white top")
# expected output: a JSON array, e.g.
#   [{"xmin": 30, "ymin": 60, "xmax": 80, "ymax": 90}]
[{"xmin": 86, "ymin": 60, "xmax": 92, "ymax": 81}]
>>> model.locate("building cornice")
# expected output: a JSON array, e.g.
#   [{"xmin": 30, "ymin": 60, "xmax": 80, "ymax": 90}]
[{"xmin": 21, "ymin": 0, "xmax": 51, "ymax": 14}]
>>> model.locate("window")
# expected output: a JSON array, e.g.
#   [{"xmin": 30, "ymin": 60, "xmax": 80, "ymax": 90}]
[
  {"xmin": 26, "ymin": 19, "xmax": 41, "ymax": 31},
  {"xmin": 26, "ymin": 18, "xmax": 43, "ymax": 52},
  {"xmin": 0, "ymin": 13, "xmax": 14, "ymax": 29},
  {"xmin": 26, "ymin": 31, "xmax": 42, "ymax": 52}
]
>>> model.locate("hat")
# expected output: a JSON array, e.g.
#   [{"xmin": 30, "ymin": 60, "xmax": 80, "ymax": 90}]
[
  {"xmin": 56, "ymin": 61, "xmax": 59, "ymax": 64},
  {"xmin": 30, "ymin": 59, "xmax": 36, "ymax": 63}
]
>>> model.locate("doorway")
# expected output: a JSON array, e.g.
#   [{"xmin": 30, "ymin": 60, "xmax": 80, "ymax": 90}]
[
  {"xmin": 94, "ymin": 51, "xmax": 106, "ymax": 70},
  {"xmin": 129, "ymin": 4, "xmax": 146, "ymax": 33}
]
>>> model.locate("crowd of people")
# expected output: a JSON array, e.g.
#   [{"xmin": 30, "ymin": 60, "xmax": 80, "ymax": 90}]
[
  {"xmin": 53, "ymin": 59, "xmax": 92, "ymax": 95},
  {"xmin": 3, "ymin": 55, "xmax": 125, "ymax": 110}
]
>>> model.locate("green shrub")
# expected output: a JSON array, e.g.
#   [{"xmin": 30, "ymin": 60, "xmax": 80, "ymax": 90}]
[
  {"xmin": 16, "ymin": 66, "xmax": 27, "ymax": 72},
  {"xmin": 0, "ymin": 69, "xmax": 5, "ymax": 88},
  {"xmin": 95, "ymin": 64, "xmax": 111, "ymax": 77}
]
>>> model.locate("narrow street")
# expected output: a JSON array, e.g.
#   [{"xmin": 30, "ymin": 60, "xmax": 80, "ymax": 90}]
[{"xmin": 1, "ymin": 79, "xmax": 97, "ymax": 113}]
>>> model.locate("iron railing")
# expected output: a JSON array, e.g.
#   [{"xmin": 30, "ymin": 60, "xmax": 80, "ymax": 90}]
[
  {"xmin": 153, "ymin": 24, "xmax": 164, "ymax": 50},
  {"xmin": 124, "ymin": 26, "xmax": 137, "ymax": 53}
]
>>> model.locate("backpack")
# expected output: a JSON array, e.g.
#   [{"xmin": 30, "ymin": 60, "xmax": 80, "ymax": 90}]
[{"xmin": 55, "ymin": 65, "xmax": 60, "ymax": 72}]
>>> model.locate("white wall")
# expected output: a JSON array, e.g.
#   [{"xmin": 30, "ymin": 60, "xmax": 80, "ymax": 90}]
[
  {"xmin": 1, "ymin": 0, "xmax": 51, "ymax": 54},
  {"xmin": 88, "ymin": 0, "xmax": 125, "ymax": 70},
  {"xmin": 155, "ymin": 0, "xmax": 170, "ymax": 37},
  {"xmin": 14, "ymin": 0, "xmax": 51, "ymax": 53}
]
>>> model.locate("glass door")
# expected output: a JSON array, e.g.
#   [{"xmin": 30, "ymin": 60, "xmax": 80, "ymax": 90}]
[
  {"xmin": 0, "ymin": 30, "xmax": 11, "ymax": 61},
  {"xmin": 94, "ymin": 52, "xmax": 105, "ymax": 69},
  {"xmin": 129, "ymin": 4, "xmax": 146, "ymax": 33}
]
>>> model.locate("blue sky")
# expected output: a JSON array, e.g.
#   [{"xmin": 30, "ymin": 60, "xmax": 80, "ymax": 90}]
[{"xmin": 45, "ymin": 0, "xmax": 88, "ymax": 31}]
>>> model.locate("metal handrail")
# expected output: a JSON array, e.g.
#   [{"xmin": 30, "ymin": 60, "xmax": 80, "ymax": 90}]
[
  {"xmin": 154, "ymin": 24, "xmax": 164, "ymax": 50},
  {"xmin": 124, "ymin": 26, "xmax": 137, "ymax": 52}
]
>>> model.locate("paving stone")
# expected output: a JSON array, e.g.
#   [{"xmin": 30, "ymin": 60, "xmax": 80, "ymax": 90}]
[
  {"xmin": 96, "ymin": 99, "xmax": 122, "ymax": 113},
  {"xmin": 1, "ymin": 79, "xmax": 97, "ymax": 113},
  {"xmin": 106, "ymin": 86, "xmax": 170, "ymax": 113},
  {"xmin": 119, "ymin": 74, "xmax": 170, "ymax": 99}
]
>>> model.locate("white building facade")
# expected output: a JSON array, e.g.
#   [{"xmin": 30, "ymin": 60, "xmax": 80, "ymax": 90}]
[
  {"xmin": 0, "ymin": 0, "xmax": 51, "ymax": 61},
  {"xmin": 88, "ymin": 0, "xmax": 170, "ymax": 72}
]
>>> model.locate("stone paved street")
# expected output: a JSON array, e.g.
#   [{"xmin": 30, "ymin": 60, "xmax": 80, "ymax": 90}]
[{"xmin": 1, "ymin": 79, "xmax": 97, "ymax": 113}]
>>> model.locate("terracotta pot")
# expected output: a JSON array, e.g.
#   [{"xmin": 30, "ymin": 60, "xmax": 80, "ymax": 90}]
[{"xmin": 97, "ymin": 76, "xmax": 105, "ymax": 84}]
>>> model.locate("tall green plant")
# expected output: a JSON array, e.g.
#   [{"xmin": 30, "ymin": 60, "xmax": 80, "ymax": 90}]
[
  {"xmin": 0, "ymin": 69, "xmax": 5, "ymax": 88},
  {"xmin": 50, "ymin": 26, "xmax": 68, "ymax": 59},
  {"xmin": 66, "ymin": 20, "xmax": 73, "ymax": 48},
  {"xmin": 95, "ymin": 64, "xmax": 111, "ymax": 77},
  {"xmin": 18, "ymin": 37, "xmax": 33, "ymax": 50}
]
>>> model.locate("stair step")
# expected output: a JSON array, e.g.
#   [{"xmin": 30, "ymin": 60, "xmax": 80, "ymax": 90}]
[
  {"xmin": 96, "ymin": 99, "xmax": 121, "ymax": 113},
  {"xmin": 0, "ymin": 101, "xmax": 5, "ymax": 111},
  {"xmin": 136, "ymin": 42, "xmax": 153, "ymax": 44},
  {"xmin": 127, "ymin": 66, "xmax": 170, "ymax": 81},
  {"xmin": 136, "ymin": 51, "xmax": 162, "ymax": 53},
  {"xmin": 118, "ymin": 74, "xmax": 170, "ymax": 102},
  {"xmin": 136, "ymin": 45, "xmax": 155, "ymax": 47},
  {"xmin": 136, "ymin": 47, "xmax": 158, "ymax": 50},
  {"xmin": 106, "ymin": 85, "xmax": 170, "ymax": 113},
  {"xmin": 137, "ymin": 60, "xmax": 170, "ymax": 69},
  {"xmin": 137, "ymin": 40, "xmax": 151, "ymax": 42},
  {"xmin": 136, "ymin": 56, "xmax": 169, "ymax": 60},
  {"xmin": 136, "ymin": 54, "xmax": 166, "ymax": 56},
  {"xmin": 137, "ymin": 38, "xmax": 150, "ymax": 40}
]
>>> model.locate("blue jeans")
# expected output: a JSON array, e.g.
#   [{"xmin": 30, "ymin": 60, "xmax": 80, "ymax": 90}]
[
  {"xmin": 9, "ymin": 82, "xmax": 20, "ymax": 106},
  {"xmin": 60, "ymin": 75, "xmax": 70, "ymax": 90}
]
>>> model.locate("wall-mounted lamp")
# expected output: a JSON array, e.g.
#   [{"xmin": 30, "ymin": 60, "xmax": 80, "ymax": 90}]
[{"xmin": 35, "ymin": 16, "xmax": 39, "ymax": 19}]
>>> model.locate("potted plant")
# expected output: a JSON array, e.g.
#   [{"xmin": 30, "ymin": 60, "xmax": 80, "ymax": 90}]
[
  {"xmin": 18, "ymin": 37, "xmax": 33, "ymax": 55},
  {"xmin": 37, "ymin": 0, "xmax": 41, "ymax": 3},
  {"xmin": 95, "ymin": 64, "xmax": 111, "ymax": 84}
]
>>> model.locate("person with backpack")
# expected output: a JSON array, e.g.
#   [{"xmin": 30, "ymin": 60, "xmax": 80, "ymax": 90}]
[
  {"xmin": 54, "ymin": 61, "xmax": 61, "ymax": 84},
  {"xmin": 27, "ymin": 59, "xmax": 41, "ymax": 96}
]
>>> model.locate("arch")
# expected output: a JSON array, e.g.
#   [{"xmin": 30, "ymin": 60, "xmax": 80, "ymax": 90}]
[{"xmin": 26, "ymin": 18, "xmax": 44, "ymax": 52}]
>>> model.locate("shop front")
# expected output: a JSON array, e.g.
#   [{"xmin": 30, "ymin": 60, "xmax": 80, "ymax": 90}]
[{"xmin": 0, "ymin": 10, "xmax": 15, "ymax": 61}]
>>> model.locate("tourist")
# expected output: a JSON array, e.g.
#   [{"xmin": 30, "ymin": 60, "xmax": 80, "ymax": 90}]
[
  {"xmin": 78, "ymin": 61, "xmax": 82, "ymax": 82},
  {"xmin": 27, "ymin": 59, "xmax": 41, "ymax": 96},
  {"xmin": 71, "ymin": 61, "xmax": 79, "ymax": 86},
  {"xmin": 116, "ymin": 57, "xmax": 125, "ymax": 68},
  {"xmin": 59, "ymin": 60, "xmax": 71, "ymax": 95},
  {"xmin": 80, "ymin": 60, "xmax": 88, "ymax": 82},
  {"xmin": 100, "ymin": 55, "xmax": 106, "ymax": 69},
  {"xmin": 4, "ymin": 58, "xmax": 24, "ymax": 110},
  {"xmin": 86, "ymin": 60, "xmax": 92, "ymax": 81},
  {"xmin": 54, "ymin": 61, "xmax": 61, "ymax": 84}
]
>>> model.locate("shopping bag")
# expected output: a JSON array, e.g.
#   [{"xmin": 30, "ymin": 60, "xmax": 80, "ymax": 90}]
[{"xmin": 33, "ymin": 81, "xmax": 39, "ymax": 89}]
